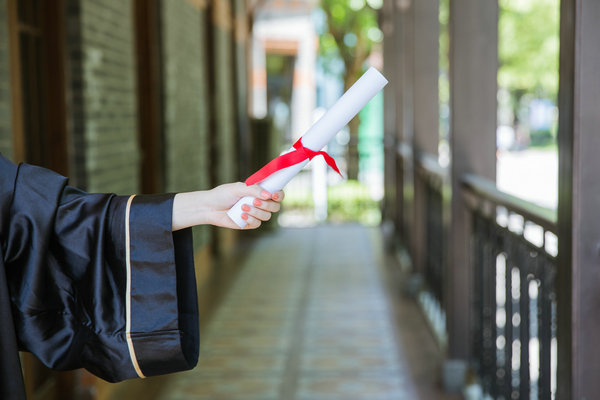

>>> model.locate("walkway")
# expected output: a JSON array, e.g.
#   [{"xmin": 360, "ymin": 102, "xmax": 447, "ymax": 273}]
[{"xmin": 153, "ymin": 225, "xmax": 455, "ymax": 400}]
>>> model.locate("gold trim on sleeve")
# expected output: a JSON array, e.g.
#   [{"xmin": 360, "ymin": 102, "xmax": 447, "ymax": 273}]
[{"xmin": 125, "ymin": 194, "xmax": 146, "ymax": 379}]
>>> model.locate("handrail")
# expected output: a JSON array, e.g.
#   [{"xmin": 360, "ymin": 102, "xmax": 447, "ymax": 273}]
[
  {"xmin": 461, "ymin": 173, "xmax": 557, "ymax": 232},
  {"xmin": 464, "ymin": 172, "xmax": 558, "ymax": 399},
  {"xmin": 397, "ymin": 141, "xmax": 413, "ymax": 159},
  {"xmin": 417, "ymin": 152, "xmax": 448, "ymax": 181}
]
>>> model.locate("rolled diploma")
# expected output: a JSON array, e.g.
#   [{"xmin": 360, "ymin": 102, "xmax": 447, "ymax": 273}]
[{"xmin": 227, "ymin": 67, "xmax": 388, "ymax": 228}]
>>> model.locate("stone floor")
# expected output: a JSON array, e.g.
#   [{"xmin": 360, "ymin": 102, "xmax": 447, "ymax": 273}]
[{"xmin": 114, "ymin": 225, "xmax": 458, "ymax": 400}]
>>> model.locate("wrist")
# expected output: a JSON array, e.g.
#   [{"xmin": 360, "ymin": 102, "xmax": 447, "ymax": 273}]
[{"xmin": 172, "ymin": 191, "xmax": 212, "ymax": 230}]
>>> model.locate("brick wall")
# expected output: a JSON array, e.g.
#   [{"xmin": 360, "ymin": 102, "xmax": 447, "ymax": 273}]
[
  {"xmin": 0, "ymin": 0, "xmax": 12, "ymax": 158},
  {"xmin": 161, "ymin": 0, "xmax": 212, "ymax": 248},
  {"xmin": 66, "ymin": 0, "xmax": 140, "ymax": 194},
  {"xmin": 161, "ymin": 0, "xmax": 210, "ymax": 193},
  {"xmin": 212, "ymin": 0, "xmax": 238, "ymax": 185}
]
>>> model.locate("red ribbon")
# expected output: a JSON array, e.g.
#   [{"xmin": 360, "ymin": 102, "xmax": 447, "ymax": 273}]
[{"xmin": 245, "ymin": 138, "xmax": 342, "ymax": 186}]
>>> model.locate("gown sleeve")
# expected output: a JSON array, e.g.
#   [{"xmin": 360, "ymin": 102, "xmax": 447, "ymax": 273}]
[{"xmin": 0, "ymin": 156, "xmax": 199, "ymax": 383}]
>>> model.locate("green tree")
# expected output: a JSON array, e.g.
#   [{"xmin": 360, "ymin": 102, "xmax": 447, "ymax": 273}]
[
  {"xmin": 319, "ymin": 0, "xmax": 383, "ymax": 180},
  {"xmin": 498, "ymin": 0, "xmax": 559, "ymax": 136},
  {"xmin": 439, "ymin": 0, "xmax": 450, "ymax": 142}
]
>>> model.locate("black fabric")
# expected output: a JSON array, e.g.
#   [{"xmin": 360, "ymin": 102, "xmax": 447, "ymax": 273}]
[
  {"xmin": 128, "ymin": 195, "xmax": 199, "ymax": 376},
  {"xmin": 0, "ymin": 154, "xmax": 199, "ymax": 398},
  {"xmin": 0, "ymin": 155, "xmax": 27, "ymax": 400}
]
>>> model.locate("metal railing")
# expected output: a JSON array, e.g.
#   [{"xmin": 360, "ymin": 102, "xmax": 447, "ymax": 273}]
[
  {"xmin": 417, "ymin": 153, "xmax": 448, "ymax": 310},
  {"xmin": 462, "ymin": 174, "xmax": 557, "ymax": 400}
]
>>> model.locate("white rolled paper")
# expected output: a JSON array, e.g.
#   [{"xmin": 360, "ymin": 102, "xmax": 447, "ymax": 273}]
[{"xmin": 227, "ymin": 67, "xmax": 388, "ymax": 228}]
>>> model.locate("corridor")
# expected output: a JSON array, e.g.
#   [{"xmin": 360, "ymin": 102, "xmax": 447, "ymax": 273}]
[{"xmin": 150, "ymin": 225, "xmax": 455, "ymax": 400}]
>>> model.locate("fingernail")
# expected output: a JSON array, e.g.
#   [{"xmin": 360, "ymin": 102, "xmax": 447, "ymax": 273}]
[
  {"xmin": 241, "ymin": 213, "xmax": 248, "ymax": 220},
  {"xmin": 261, "ymin": 190, "xmax": 270, "ymax": 199},
  {"xmin": 253, "ymin": 199, "xmax": 262, "ymax": 207},
  {"xmin": 242, "ymin": 204, "xmax": 251, "ymax": 212},
  {"xmin": 272, "ymin": 193, "xmax": 279, "ymax": 200}
]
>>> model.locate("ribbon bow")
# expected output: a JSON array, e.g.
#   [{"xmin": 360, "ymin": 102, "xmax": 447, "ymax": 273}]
[{"xmin": 245, "ymin": 138, "xmax": 342, "ymax": 186}]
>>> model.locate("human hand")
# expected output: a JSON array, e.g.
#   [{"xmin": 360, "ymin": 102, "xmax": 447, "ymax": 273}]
[{"xmin": 172, "ymin": 183, "xmax": 284, "ymax": 231}]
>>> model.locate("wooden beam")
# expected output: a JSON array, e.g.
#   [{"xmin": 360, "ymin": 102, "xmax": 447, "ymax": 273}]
[
  {"xmin": 134, "ymin": 0, "xmax": 165, "ymax": 194},
  {"xmin": 556, "ymin": 0, "xmax": 600, "ymax": 398},
  {"xmin": 381, "ymin": 0, "xmax": 397, "ymax": 226},
  {"xmin": 412, "ymin": 0, "xmax": 439, "ymax": 276},
  {"xmin": 7, "ymin": 0, "xmax": 25, "ymax": 163},
  {"xmin": 447, "ymin": 0, "xmax": 497, "ymax": 361},
  {"xmin": 394, "ymin": 1, "xmax": 414, "ymax": 242},
  {"xmin": 42, "ymin": 0, "xmax": 68, "ymax": 176}
]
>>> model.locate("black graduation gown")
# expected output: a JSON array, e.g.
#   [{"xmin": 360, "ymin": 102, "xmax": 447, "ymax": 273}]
[{"xmin": 0, "ymin": 155, "xmax": 199, "ymax": 399}]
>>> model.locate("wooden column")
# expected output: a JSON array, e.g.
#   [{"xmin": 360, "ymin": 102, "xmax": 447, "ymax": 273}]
[
  {"xmin": 394, "ymin": 0, "xmax": 414, "ymax": 243},
  {"xmin": 381, "ymin": 0, "xmax": 397, "ymax": 227},
  {"xmin": 556, "ymin": 0, "xmax": 600, "ymax": 398},
  {"xmin": 447, "ymin": 0, "xmax": 497, "ymax": 364},
  {"xmin": 233, "ymin": 0, "xmax": 251, "ymax": 179},
  {"xmin": 411, "ymin": 0, "xmax": 439, "ymax": 274},
  {"xmin": 134, "ymin": 0, "xmax": 165, "ymax": 194}
]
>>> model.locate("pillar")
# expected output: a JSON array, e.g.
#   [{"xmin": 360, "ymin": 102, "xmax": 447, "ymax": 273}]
[
  {"xmin": 394, "ymin": 0, "xmax": 414, "ymax": 244},
  {"xmin": 556, "ymin": 0, "xmax": 600, "ymax": 398},
  {"xmin": 446, "ymin": 0, "xmax": 497, "ymax": 387},
  {"xmin": 411, "ymin": 0, "xmax": 439, "ymax": 276}
]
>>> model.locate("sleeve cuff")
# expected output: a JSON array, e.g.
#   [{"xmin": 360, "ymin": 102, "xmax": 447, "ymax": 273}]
[{"xmin": 125, "ymin": 194, "xmax": 199, "ymax": 378}]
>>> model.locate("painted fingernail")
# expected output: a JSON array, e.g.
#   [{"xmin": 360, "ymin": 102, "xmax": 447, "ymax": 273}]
[
  {"xmin": 272, "ymin": 193, "xmax": 279, "ymax": 200},
  {"xmin": 241, "ymin": 213, "xmax": 248, "ymax": 220},
  {"xmin": 254, "ymin": 199, "xmax": 262, "ymax": 207},
  {"xmin": 261, "ymin": 190, "xmax": 270, "ymax": 199},
  {"xmin": 242, "ymin": 204, "xmax": 251, "ymax": 212}
]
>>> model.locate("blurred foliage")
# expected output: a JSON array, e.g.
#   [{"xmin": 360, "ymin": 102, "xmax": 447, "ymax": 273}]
[
  {"xmin": 319, "ymin": 0, "xmax": 383, "ymax": 86},
  {"xmin": 438, "ymin": 0, "xmax": 449, "ymax": 101},
  {"xmin": 497, "ymin": 0, "xmax": 560, "ymax": 151},
  {"xmin": 318, "ymin": 0, "xmax": 383, "ymax": 179},
  {"xmin": 283, "ymin": 188, "xmax": 313, "ymax": 209},
  {"xmin": 282, "ymin": 179, "xmax": 381, "ymax": 225},
  {"xmin": 438, "ymin": 0, "xmax": 449, "ymax": 73},
  {"xmin": 327, "ymin": 180, "xmax": 381, "ymax": 225},
  {"xmin": 529, "ymin": 129, "xmax": 555, "ymax": 148},
  {"xmin": 499, "ymin": 0, "xmax": 559, "ymax": 99},
  {"xmin": 438, "ymin": 0, "xmax": 450, "ymax": 142}
]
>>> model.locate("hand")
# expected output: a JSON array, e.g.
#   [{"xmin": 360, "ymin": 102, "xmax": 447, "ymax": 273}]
[{"xmin": 172, "ymin": 183, "xmax": 285, "ymax": 231}]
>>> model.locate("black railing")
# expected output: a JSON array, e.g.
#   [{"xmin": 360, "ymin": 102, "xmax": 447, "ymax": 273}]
[
  {"xmin": 462, "ymin": 174, "xmax": 557, "ymax": 400},
  {"xmin": 417, "ymin": 153, "xmax": 448, "ymax": 312}
]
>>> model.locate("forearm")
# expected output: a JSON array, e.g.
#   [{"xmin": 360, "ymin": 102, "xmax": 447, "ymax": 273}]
[
  {"xmin": 171, "ymin": 191, "xmax": 212, "ymax": 231},
  {"xmin": 171, "ymin": 183, "xmax": 284, "ymax": 231}
]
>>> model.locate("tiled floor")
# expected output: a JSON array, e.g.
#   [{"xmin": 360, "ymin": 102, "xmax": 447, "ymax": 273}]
[{"xmin": 152, "ymin": 225, "xmax": 456, "ymax": 400}]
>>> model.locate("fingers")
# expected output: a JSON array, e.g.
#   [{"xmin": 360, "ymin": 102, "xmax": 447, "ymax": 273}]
[
  {"xmin": 234, "ymin": 184, "xmax": 285, "ymax": 230},
  {"xmin": 240, "ymin": 212, "xmax": 262, "ymax": 229},
  {"xmin": 241, "ymin": 202, "xmax": 273, "ymax": 222},
  {"xmin": 271, "ymin": 190, "xmax": 285, "ymax": 202},
  {"xmin": 253, "ymin": 197, "xmax": 281, "ymax": 213},
  {"xmin": 244, "ymin": 185, "xmax": 285, "ymax": 202},
  {"xmin": 241, "ymin": 184, "xmax": 270, "ymax": 200}
]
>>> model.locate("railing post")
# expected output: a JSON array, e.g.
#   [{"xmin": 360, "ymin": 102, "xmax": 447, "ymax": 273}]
[
  {"xmin": 412, "ymin": 0, "xmax": 439, "ymax": 279},
  {"xmin": 233, "ymin": 0, "xmax": 251, "ymax": 180},
  {"xmin": 394, "ymin": 0, "xmax": 414, "ymax": 244},
  {"xmin": 381, "ymin": 0, "xmax": 397, "ymax": 231},
  {"xmin": 556, "ymin": 0, "xmax": 600, "ymax": 398},
  {"xmin": 446, "ymin": 0, "xmax": 497, "ymax": 392}
]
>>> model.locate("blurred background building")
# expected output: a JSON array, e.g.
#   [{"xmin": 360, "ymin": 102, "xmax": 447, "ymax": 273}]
[{"xmin": 0, "ymin": 0, "xmax": 599, "ymax": 399}]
